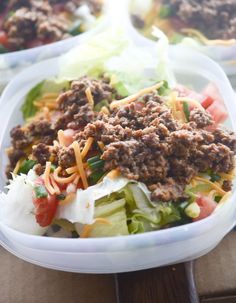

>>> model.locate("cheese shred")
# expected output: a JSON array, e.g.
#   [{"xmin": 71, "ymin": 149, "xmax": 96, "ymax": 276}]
[
  {"xmin": 85, "ymin": 87, "xmax": 94, "ymax": 108},
  {"xmin": 72, "ymin": 141, "xmax": 88, "ymax": 189},
  {"xmin": 110, "ymin": 81, "xmax": 164, "ymax": 109}
]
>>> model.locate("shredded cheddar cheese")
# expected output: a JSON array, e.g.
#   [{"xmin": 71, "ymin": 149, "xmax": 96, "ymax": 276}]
[
  {"xmin": 53, "ymin": 167, "xmax": 77, "ymax": 184},
  {"xmin": 181, "ymin": 28, "xmax": 236, "ymax": 46},
  {"xmin": 13, "ymin": 158, "xmax": 24, "ymax": 175},
  {"xmin": 85, "ymin": 87, "xmax": 94, "ymax": 108},
  {"xmin": 81, "ymin": 137, "xmax": 94, "ymax": 159},
  {"xmin": 50, "ymin": 175, "xmax": 60, "ymax": 195},
  {"xmin": 110, "ymin": 81, "xmax": 164, "ymax": 109},
  {"xmin": 194, "ymin": 176, "xmax": 226, "ymax": 196},
  {"xmin": 72, "ymin": 141, "xmax": 88, "ymax": 189},
  {"xmin": 106, "ymin": 169, "xmax": 120, "ymax": 179}
]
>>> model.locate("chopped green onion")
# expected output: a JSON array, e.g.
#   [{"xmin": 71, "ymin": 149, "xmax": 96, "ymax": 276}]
[
  {"xmin": 18, "ymin": 160, "xmax": 37, "ymax": 174},
  {"xmin": 89, "ymin": 171, "xmax": 105, "ymax": 185},
  {"xmin": 7, "ymin": 11, "xmax": 14, "ymax": 17},
  {"xmin": 68, "ymin": 20, "xmax": 82, "ymax": 36},
  {"xmin": 159, "ymin": 5, "xmax": 174, "ymax": 19},
  {"xmin": 210, "ymin": 173, "xmax": 221, "ymax": 182},
  {"xmin": 50, "ymin": 164, "xmax": 56, "ymax": 172},
  {"xmin": 0, "ymin": 43, "xmax": 9, "ymax": 54},
  {"xmin": 88, "ymin": 160, "xmax": 104, "ymax": 171},
  {"xmin": 87, "ymin": 155, "xmax": 101, "ymax": 164},
  {"xmin": 215, "ymin": 196, "xmax": 222, "ymax": 203},
  {"xmin": 183, "ymin": 101, "xmax": 190, "ymax": 121},
  {"xmin": 34, "ymin": 185, "xmax": 48, "ymax": 198}
]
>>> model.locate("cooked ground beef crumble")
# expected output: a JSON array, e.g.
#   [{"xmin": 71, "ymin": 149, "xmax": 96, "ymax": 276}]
[
  {"xmin": 0, "ymin": 0, "xmax": 102, "ymax": 51},
  {"xmin": 164, "ymin": 0, "xmax": 236, "ymax": 40},
  {"xmin": 7, "ymin": 76, "xmax": 236, "ymax": 202}
]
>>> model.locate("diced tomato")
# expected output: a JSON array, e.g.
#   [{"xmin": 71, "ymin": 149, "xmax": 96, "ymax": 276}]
[
  {"xmin": 193, "ymin": 195, "xmax": 217, "ymax": 222},
  {"xmin": 206, "ymin": 102, "xmax": 228, "ymax": 125},
  {"xmin": 201, "ymin": 96, "xmax": 214, "ymax": 109},
  {"xmin": 0, "ymin": 31, "xmax": 8, "ymax": 48},
  {"xmin": 33, "ymin": 194, "xmax": 58, "ymax": 227},
  {"xmin": 33, "ymin": 178, "xmax": 59, "ymax": 227},
  {"xmin": 202, "ymin": 83, "xmax": 224, "ymax": 106}
]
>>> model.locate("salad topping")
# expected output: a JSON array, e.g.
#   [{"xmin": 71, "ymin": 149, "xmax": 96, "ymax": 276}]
[
  {"xmin": 3, "ymin": 74, "xmax": 236, "ymax": 237},
  {"xmin": 0, "ymin": 0, "xmax": 102, "ymax": 52}
]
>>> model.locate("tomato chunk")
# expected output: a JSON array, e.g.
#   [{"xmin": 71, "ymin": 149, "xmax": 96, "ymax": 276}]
[
  {"xmin": 201, "ymin": 96, "xmax": 214, "ymax": 109},
  {"xmin": 33, "ymin": 195, "xmax": 58, "ymax": 227},
  {"xmin": 0, "ymin": 31, "xmax": 8, "ymax": 48},
  {"xmin": 193, "ymin": 195, "xmax": 217, "ymax": 222},
  {"xmin": 33, "ymin": 178, "xmax": 59, "ymax": 227}
]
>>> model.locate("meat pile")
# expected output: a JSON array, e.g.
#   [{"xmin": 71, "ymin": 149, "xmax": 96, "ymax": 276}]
[
  {"xmin": 1, "ymin": 0, "xmax": 102, "ymax": 51},
  {"xmin": 165, "ymin": 0, "xmax": 236, "ymax": 40},
  {"xmin": 8, "ymin": 76, "xmax": 236, "ymax": 203}
]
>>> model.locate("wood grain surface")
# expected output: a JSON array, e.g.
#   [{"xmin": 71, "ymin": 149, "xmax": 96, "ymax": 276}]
[{"xmin": 116, "ymin": 262, "xmax": 199, "ymax": 303}]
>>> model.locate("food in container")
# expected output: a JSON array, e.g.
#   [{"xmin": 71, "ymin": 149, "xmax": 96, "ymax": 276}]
[
  {"xmin": 0, "ymin": 0, "xmax": 105, "ymax": 91},
  {"xmin": 0, "ymin": 28, "xmax": 236, "ymax": 273},
  {"xmin": 0, "ymin": 0, "xmax": 103, "ymax": 53},
  {"xmin": 130, "ymin": 0, "xmax": 236, "ymax": 75}
]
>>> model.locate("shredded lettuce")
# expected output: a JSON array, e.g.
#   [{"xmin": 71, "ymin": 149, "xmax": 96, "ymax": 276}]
[
  {"xmin": 21, "ymin": 79, "xmax": 70, "ymax": 120},
  {"xmin": 59, "ymin": 29, "xmax": 128, "ymax": 80},
  {"xmin": 59, "ymin": 27, "xmax": 176, "ymax": 94},
  {"xmin": 56, "ymin": 176, "xmax": 130, "ymax": 225}
]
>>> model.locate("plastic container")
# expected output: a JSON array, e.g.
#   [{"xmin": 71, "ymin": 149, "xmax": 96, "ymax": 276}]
[
  {"xmin": 0, "ymin": 0, "xmax": 236, "ymax": 274},
  {"xmin": 0, "ymin": 36, "xmax": 236, "ymax": 273},
  {"xmin": 0, "ymin": 2, "xmax": 108, "ymax": 92},
  {"xmin": 129, "ymin": 0, "xmax": 236, "ymax": 76}
]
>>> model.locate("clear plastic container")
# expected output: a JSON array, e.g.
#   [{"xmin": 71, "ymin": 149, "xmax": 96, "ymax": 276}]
[
  {"xmin": 0, "ymin": 0, "xmax": 236, "ymax": 273},
  {"xmin": 129, "ymin": 0, "xmax": 236, "ymax": 76},
  {"xmin": 0, "ymin": 37, "xmax": 236, "ymax": 273},
  {"xmin": 0, "ymin": 2, "xmax": 108, "ymax": 92}
]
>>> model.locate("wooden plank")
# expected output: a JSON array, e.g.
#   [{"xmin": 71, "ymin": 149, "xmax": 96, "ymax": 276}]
[{"xmin": 116, "ymin": 262, "xmax": 199, "ymax": 303}]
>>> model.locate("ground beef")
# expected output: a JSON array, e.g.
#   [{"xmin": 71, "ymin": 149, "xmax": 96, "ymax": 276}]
[
  {"xmin": 213, "ymin": 128, "xmax": 236, "ymax": 152},
  {"xmin": 8, "ymin": 148, "xmax": 26, "ymax": 168},
  {"xmin": 83, "ymin": 98, "xmax": 235, "ymax": 202},
  {"xmin": 32, "ymin": 143, "xmax": 50, "ymax": 165},
  {"xmin": 4, "ymin": 7, "xmax": 45, "ymax": 50},
  {"xmin": 189, "ymin": 108, "xmax": 213, "ymax": 128},
  {"xmin": 7, "ymin": 77, "xmax": 236, "ymax": 203},
  {"xmin": 55, "ymin": 77, "xmax": 116, "ymax": 130},
  {"xmin": 222, "ymin": 180, "xmax": 233, "ymax": 192},
  {"xmin": 28, "ymin": 119, "xmax": 55, "ymax": 137},
  {"xmin": 10, "ymin": 125, "xmax": 31, "ymax": 149},
  {"xmin": 192, "ymin": 143, "xmax": 234, "ymax": 173},
  {"xmin": 34, "ymin": 163, "xmax": 44, "ymax": 176},
  {"xmin": 149, "ymin": 178, "xmax": 188, "ymax": 202},
  {"xmin": 165, "ymin": 0, "xmax": 236, "ymax": 39},
  {"xmin": 37, "ymin": 16, "xmax": 69, "ymax": 41},
  {"xmin": 57, "ymin": 147, "xmax": 75, "ymax": 168},
  {"xmin": 57, "ymin": 77, "xmax": 116, "ymax": 112},
  {"xmin": 2, "ymin": 0, "xmax": 71, "ymax": 51}
]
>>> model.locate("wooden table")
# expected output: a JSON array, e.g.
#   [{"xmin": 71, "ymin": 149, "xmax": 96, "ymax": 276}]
[{"xmin": 116, "ymin": 262, "xmax": 199, "ymax": 303}]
